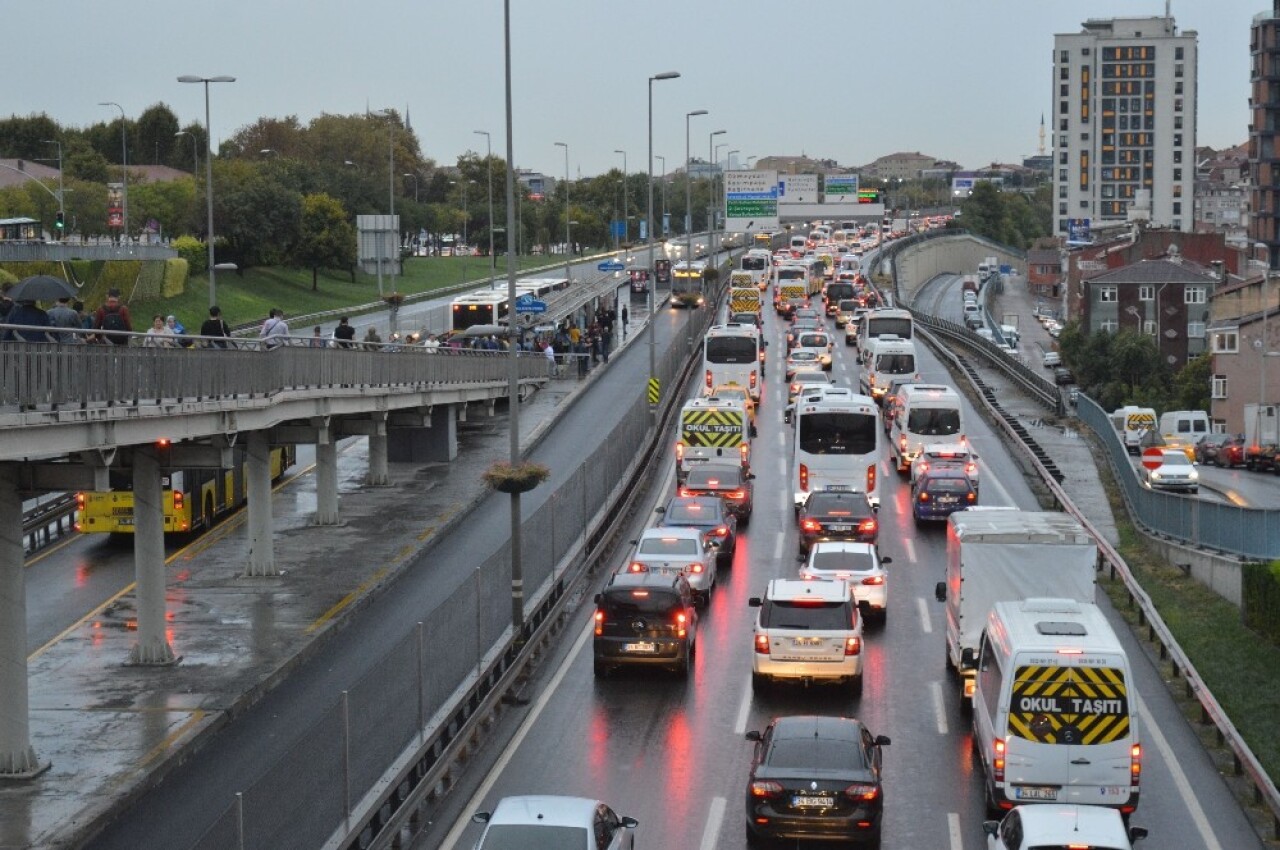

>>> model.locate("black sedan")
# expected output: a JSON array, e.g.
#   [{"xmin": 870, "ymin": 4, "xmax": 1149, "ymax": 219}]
[
  {"xmin": 745, "ymin": 715, "xmax": 890, "ymax": 847},
  {"xmin": 1053, "ymin": 366, "xmax": 1075, "ymax": 385},
  {"xmin": 797, "ymin": 489, "xmax": 877, "ymax": 554},
  {"xmin": 679, "ymin": 463, "xmax": 754, "ymax": 522},
  {"xmin": 657, "ymin": 496, "xmax": 737, "ymax": 566}
]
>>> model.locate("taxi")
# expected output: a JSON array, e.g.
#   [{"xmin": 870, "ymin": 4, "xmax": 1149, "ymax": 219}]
[{"xmin": 710, "ymin": 383, "xmax": 757, "ymax": 428}]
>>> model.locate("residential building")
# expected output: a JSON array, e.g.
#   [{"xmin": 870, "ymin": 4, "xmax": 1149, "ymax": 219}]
[
  {"xmin": 858, "ymin": 151, "xmax": 939, "ymax": 181},
  {"xmin": 1053, "ymin": 15, "xmax": 1198, "ymax": 236},
  {"xmin": 1195, "ymin": 143, "xmax": 1249, "ymax": 235},
  {"xmin": 754, "ymin": 155, "xmax": 841, "ymax": 175},
  {"xmin": 1250, "ymin": 4, "xmax": 1280, "ymax": 267},
  {"xmin": 1026, "ymin": 247, "xmax": 1063, "ymax": 297},
  {"xmin": 1207, "ymin": 264, "xmax": 1280, "ymax": 432},
  {"xmin": 517, "ymin": 170, "xmax": 554, "ymax": 199},
  {"xmin": 0, "ymin": 159, "xmax": 60, "ymax": 191}
]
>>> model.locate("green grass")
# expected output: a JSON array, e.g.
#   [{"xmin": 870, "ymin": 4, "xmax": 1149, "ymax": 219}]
[
  {"xmin": 1086, "ymin": 435, "xmax": 1280, "ymax": 836},
  {"xmin": 134, "ymin": 255, "xmax": 563, "ymax": 330}
]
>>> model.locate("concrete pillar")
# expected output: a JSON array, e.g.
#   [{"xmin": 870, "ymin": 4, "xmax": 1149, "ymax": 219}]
[
  {"xmin": 314, "ymin": 431, "xmax": 340, "ymax": 525},
  {"xmin": 0, "ymin": 466, "xmax": 44, "ymax": 777},
  {"xmin": 367, "ymin": 418, "xmax": 389, "ymax": 486},
  {"xmin": 128, "ymin": 447, "xmax": 177, "ymax": 666},
  {"xmin": 245, "ymin": 432, "xmax": 277, "ymax": 577},
  {"xmin": 387, "ymin": 405, "xmax": 457, "ymax": 463}
]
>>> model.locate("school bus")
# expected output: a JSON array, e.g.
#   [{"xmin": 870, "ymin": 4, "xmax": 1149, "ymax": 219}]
[{"xmin": 76, "ymin": 443, "xmax": 295, "ymax": 535}]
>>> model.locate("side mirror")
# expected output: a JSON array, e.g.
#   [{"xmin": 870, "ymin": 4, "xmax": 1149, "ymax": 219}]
[
  {"xmin": 873, "ymin": 735, "xmax": 891, "ymax": 746},
  {"xmin": 745, "ymin": 730, "xmax": 763, "ymax": 742},
  {"xmin": 880, "ymin": 557, "xmax": 893, "ymax": 564},
  {"xmin": 594, "ymin": 593, "xmax": 602, "ymax": 604},
  {"xmin": 628, "ymin": 539, "xmax": 639, "ymax": 545},
  {"xmin": 981, "ymin": 821, "xmax": 999, "ymax": 838},
  {"xmin": 1129, "ymin": 827, "xmax": 1149, "ymax": 843},
  {"xmin": 934, "ymin": 582, "xmax": 946, "ymax": 602},
  {"xmin": 472, "ymin": 812, "xmax": 492, "ymax": 824},
  {"xmin": 796, "ymin": 554, "xmax": 806, "ymax": 562},
  {"xmin": 747, "ymin": 473, "xmax": 757, "ymax": 480},
  {"xmin": 748, "ymin": 597, "xmax": 762, "ymax": 607},
  {"xmin": 654, "ymin": 506, "xmax": 666, "ymax": 514},
  {"xmin": 621, "ymin": 816, "xmax": 640, "ymax": 830},
  {"xmin": 961, "ymin": 647, "xmax": 977, "ymax": 668}
]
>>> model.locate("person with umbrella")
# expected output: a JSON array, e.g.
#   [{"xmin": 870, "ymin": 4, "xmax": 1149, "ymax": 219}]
[{"xmin": 2, "ymin": 299, "xmax": 52, "ymax": 342}]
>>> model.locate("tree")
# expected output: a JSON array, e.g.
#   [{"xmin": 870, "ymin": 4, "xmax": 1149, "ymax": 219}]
[
  {"xmin": 291, "ymin": 193, "xmax": 356, "ymax": 290},
  {"xmin": 135, "ymin": 103, "xmax": 180, "ymax": 166},
  {"xmin": 1172, "ymin": 353, "xmax": 1211, "ymax": 412},
  {"xmin": 212, "ymin": 160, "xmax": 301, "ymax": 268}
]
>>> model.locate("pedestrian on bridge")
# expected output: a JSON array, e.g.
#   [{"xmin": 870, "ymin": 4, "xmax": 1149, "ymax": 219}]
[
  {"xmin": 47, "ymin": 297, "xmax": 83, "ymax": 344},
  {"xmin": 259, "ymin": 308, "xmax": 290, "ymax": 350},
  {"xmin": 333, "ymin": 316, "xmax": 356, "ymax": 348},
  {"xmin": 199, "ymin": 305, "xmax": 231, "ymax": 349}
]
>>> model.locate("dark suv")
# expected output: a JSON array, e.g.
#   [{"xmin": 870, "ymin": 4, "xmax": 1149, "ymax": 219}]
[
  {"xmin": 679, "ymin": 463, "xmax": 754, "ymax": 521},
  {"xmin": 593, "ymin": 571, "xmax": 698, "ymax": 677}
]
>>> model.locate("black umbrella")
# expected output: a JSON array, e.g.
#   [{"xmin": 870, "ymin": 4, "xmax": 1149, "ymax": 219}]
[{"xmin": 8, "ymin": 275, "xmax": 77, "ymax": 302}]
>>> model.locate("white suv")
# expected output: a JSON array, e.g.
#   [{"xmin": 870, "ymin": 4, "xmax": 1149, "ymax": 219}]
[{"xmin": 749, "ymin": 578, "xmax": 864, "ymax": 695}]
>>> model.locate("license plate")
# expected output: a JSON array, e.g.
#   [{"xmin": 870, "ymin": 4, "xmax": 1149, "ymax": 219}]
[
  {"xmin": 653, "ymin": 565, "xmax": 681, "ymax": 575},
  {"xmin": 827, "ymin": 524, "xmax": 851, "ymax": 532},
  {"xmin": 793, "ymin": 637, "xmax": 823, "ymax": 647},
  {"xmin": 938, "ymin": 497, "xmax": 957, "ymax": 505},
  {"xmin": 623, "ymin": 642, "xmax": 656, "ymax": 653},
  {"xmin": 1014, "ymin": 786, "xmax": 1058, "ymax": 801},
  {"xmin": 792, "ymin": 795, "xmax": 832, "ymax": 808}
]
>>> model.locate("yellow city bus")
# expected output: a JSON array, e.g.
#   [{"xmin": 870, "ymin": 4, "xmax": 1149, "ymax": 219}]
[{"xmin": 76, "ymin": 442, "xmax": 295, "ymax": 535}]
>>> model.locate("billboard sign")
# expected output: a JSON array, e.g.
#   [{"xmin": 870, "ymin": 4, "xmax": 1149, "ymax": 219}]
[
  {"xmin": 1067, "ymin": 218, "xmax": 1092, "ymax": 244},
  {"xmin": 107, "ymin": 183, "xmax": 123, "ymax": 229},
  {"xmin": 777, "ymin": 174, "xmax": 819, "ymax": 204},
  {"xmin": 724, "ymin": 169, "xmax": 780, "ymax": 231},
  {"xmin": 823, "ymin": 174, "xmax": 859, "ymax": 203},
  {"xmin": 356, "ymin": 214, "xmax": 402, "ymax": 275}
]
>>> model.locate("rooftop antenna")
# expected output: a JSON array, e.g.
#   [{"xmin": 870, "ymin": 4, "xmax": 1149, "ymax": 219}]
[{"xmin": 1039, "ymin": 113, "xmax": 1046, "ymax": 156}]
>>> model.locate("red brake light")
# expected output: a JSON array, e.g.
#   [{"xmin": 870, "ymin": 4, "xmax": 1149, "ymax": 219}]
[
  {"xmin": 861, "ymin": 575, "xmax": 885, "ymax": 585},
  {"xmin": 76, "ymin": 492, "xmax": 86, "ymax": 508},
  {"xmin": 843, "ymin": 783, "xmax": 879, "ymax": 802},
  {"xmin": 801, "ymin": 518, "xmax": 821, "ymax": 532},
  {"xmin": 751, "ymin": 780, "xmax": 783, "ymax": 798},
  {"xmin": 918, "ymin": 492, "xmax": 929, "ymax": 502},
  {"xmin": 966, "ymin": 462, "xmax": 977, "ymax": 474},
  {"xmin": 628, "ymin": 562, "xmax": 646, "ymax": 572},
  {"xmin": 1131, "ymin": 744, "xmax": 1142, "ymax": 786},
  {"xmin": 676, "ymin": 443, "xmax": 684, "ymax": 461},
  {"xmin": 754, "ymin": 633, "xmax": 770, "ymax": 654},
  {"xmin": 705, "ymin": 369, "xmax": 712, "ymax": 388},
  {"xmin": 858, "ymin": 519, "xmax": 878, "ymax": 534},
  {"xmin": 173, "ymin": 490, "xmax": 183, "ymax": 511},
  {"xmin": 679, "ymin": 487, "xmax": 691, "ymax": 497},
  {"xmin": 690, "ymin": 562, "xmax": 703, "ymax": 574},
  {"xmin": 713, "ymin": 526, "xmax": 729, "ymax": 537},
  {"xmin": 728, "ymin": 489, "xmax": 746, "ymax": 500},
  {"xmin": 866, "ymin": 464, "xmax": 876, "ymax": 494},
  {"xmin": 899, "ymin": 435, "xmax": 907, "ymax": 449},
  {"xmin": 993, "ymin": 738, "xmax": 1005, "ymax": 782},
  {"xmin": 740, "ymin": 444, "xmax": 749, "ymax": 461},
  {"xmin": 918, "ymin": 463, "xmax": 928, "ymax": 474},
  {"xmin": 675, "ymin": 611, "xmax": 688, "ymax": 638},
  {"xmin": 966, "ymin": 492, "xmax": 977, "ymax": 502},
  {"xmin": 844, "ymin": 636, "xmax": 861, "ymax": 656},
  {"xmin": 594, "ymin": 609, "xmax": 604, "ymax": 635},
  {"xmin": 799, "ymin": 463, "xmax": 809, "ymax": 492},
  {"xmin": 750, "ymin": 371, "xmax": 757, "ymax": 388}
]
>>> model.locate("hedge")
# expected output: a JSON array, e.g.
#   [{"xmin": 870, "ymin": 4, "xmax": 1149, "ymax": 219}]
[
  {"xmin": 1243, "ymin": 561, "xmax": 1280, "ymax": 644},
  {"xmin": 163, "ymin": 258, "xmax": 188, "ymax": 298}
]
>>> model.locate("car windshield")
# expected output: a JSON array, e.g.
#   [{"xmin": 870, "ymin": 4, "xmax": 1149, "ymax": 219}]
[
  {"xmin": 1161, "ymin": 453, "xmax": 1192, "ymax": 467},
  {"xmin": 664, "ymin": 502, "xmax": 719, "ymax": 524},
  {"xmin": 799, "ymin": 334, "xmax": 828, "ymax": 347},
  {"xmin": 706, "ymin": 337, "xmax": 757, "ymax": 363},
  {"xmin": 798, "ymin": 413, "xmax": 878, "ymax": 455},
  {"xmin": 686, "ymin": 468, "xmax": 742, "ymax": 488},
  {"xmin": 806, "ymin": 494, "xmax": 871, "ymax": 515},
  {"xmin": 924, "ymin": 477, "xmax": 971, "ymax": 493},
  {"xmin": 477, "ymin": 825, "xmax": 589, "ymax": 850},
  {"xmin": 906, "ymin": 407, "xmax": 962, "ymax": 436},
  {"xmin": 760, "ymin": 600, "xmax": 853, "ymax": 630},
  {"xmin": 810, "ymin": 551, "xmax": 877, "ymax": 572},
  {"xmin": 741, "ymin": 257, "xmax": 768, "ymax": 271},
  {"xmin": 638, "ymin": 537, "xmax": 700, "ymax": 555},
  {"xmin": 767, "ymin": 737, "xmax": 865, "ymax": 771},
  {"xmin": 792, "ymin": 371, "xmax": 827, "ymax": 386}
]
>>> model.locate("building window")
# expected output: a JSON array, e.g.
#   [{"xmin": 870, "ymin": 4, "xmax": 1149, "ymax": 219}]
[
  {"xmin": 1185, "ymin": 286, "xmax": 1206, "ymax": 304},
  {"xmin": 1060, "ymin": 99, "xmax": 1069, "ymax": 115},
  {"xmin": 1175, "ymin": 97, "xmax": 1183, "ymax": 112},
  {"xmin": 1175, "ymin": 63, "xmax": 1184, "ymax": 78},
  {"xmin": 1060, "ymin": 83, "xmax": 1069, "ymax": 97},
  {"xmin": 1139, "ymin": 285, "xmax": 1154, "ymax": 301},
  {"xmin": 1080, "ymin": 201, "xmax": 1089, "ymax": 208},
  {"xmin": 1175, "ymin": 81, "xmax": 1183, "ymax": 95},
  {"xmin": 1100, "ymin": 319, "xmax": 1119, "ymax": 332},
  {"xmin": 1059, "ymin": 134, "xmax": 1068, "ymax": 147},
  {"xmin": 1060, "ymin": 118, "xmax": 1069, "ymax": 131},
  {"xmin": 1175, "ymin": 116, "xmax": 1183, "ymax": 130},
  {"xmin": 1099, "ymin": 286, "xmax": 1118, "ymax": 302},
  {"xmin": 1059, "ymin": 168, "xmax": 1068, "ymax": 181},
  {"xmin": 1212, "ymin": 331, "xmax": 1239, "ymax": 353},
  {"xmin": 1060, "ymin": 152, "xmax": 1068, "ymax": 164},
  {"xmin": 1174, "ymin": 150, "xmax": 1182, "ymax": 163},
  {"xmin": 1143, "ymin": 320, "xmax": 1157, "ymax": 335},
  {"xmin": 1060, "ymin": 66, "xmax": 1070, "ymax": 80},
  {"xmin": 1173, "ymin": 168, "xmax": 1182, "ymax": 180},
  {"xmin": 1059, "ymin": 203, "xmax": 1068, "ymax": 216},
  {"xmin": 1212, "ymin": 374, "xmax": 1228, "ymax": 399},
  {"xmin": 1059, "ymin": 185, "xmax": 1067, "ymax": 199},
  {"xmin": 1173, "ymin": 202, "xmax": 1182, "ymax": 215},
  {"xmin": 1172, "ymin": 219, "xmax": 1182, "ymax": 229},
  {"xmin": 1060, "ymin": 49, "xmax": 1069, "ymax": 63},
  {"xmin": 1083, "ymin": 47, "xmax": 1091, "ymax": 56},
  {"xmin": 1187, "ymin": 321, "xmax": 1206, "ymax": 339},
  {"xmin": 1176, "ymin": 46, "xmax": 1184, "ymax": 60},
  {"xmin": 1174, "ymin": 133, "xmax": 1182, "ymax": 147}
]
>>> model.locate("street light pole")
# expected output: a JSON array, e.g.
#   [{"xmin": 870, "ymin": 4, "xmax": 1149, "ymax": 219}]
[
  {"xmin": 403, "ymin": 173, "xmax": 418, "ymax": 203},
  {"xmin": 614, "ymin": 149, "xmax": 627, "ymax": 246},
  {"xmin": 708, "ymin": 130, "xmax": 725, "ymax": 261},
  {"xmin": 98, "ymin": 102, "xmax": 128, "ymax": 242},
  {"xmin": 655, "ymin": 155, "xmax": 667, "ymax": 236},
  {"xmin": 475, "ymin": 130, "xmax": 495, "ymax": 269},
  {"xmin": 42, "ymin": 140, "xmax": 64, "ymax": 227},
  {"xmin": 175, "ymin": 131, "xmax": 199, "ymax": 177},
  {"xmin": 177, "ymin": 75, "xmax": 235, "ymax": 309},
  {"xmin": 685, "ymin": 110, "xmax": 707, "ymax": 269},
  {"xmin": 554, "ymin": 141, "xmax": 570, "ymax": 285},
  {"xmin": 648, "ymin": 72, "xmax": 680, "ymax": 425}
]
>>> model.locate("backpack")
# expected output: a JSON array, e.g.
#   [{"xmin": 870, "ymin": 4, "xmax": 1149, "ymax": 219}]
[{"xmin": 100, "ymin": 307, "xmax": 127, "ymax": 333}]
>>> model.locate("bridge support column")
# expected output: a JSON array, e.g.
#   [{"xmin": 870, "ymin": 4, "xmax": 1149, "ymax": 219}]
[
  {"xmin": 127, "ymin": 447, "xmax": 177, "ymax": 666},
  {"xmin": 245, "ymin": 432, "xmax": 277, "ymax": 577},
  {"xmin": 388, "ymin": 404, "xmax": 457, "ymax": 463},
  {"xmin": 366, "ymin": 416, "xmax": 389, "ymax": 486},
  {"xmin": 314, "ymin": 431, "xmax": 340, "ymax": 525},
  {"xmin": 0, "ymin": 466, "xmax": 46, "ymax": 778}
]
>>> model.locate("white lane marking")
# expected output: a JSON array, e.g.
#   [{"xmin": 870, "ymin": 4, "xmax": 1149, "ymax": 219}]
[
  {"xmin": 699, "ymin": 796, "xmax": 727, "ymax": 850},
  {"xmin": 904, "ymin": 537, "xmax": 917, "ymax": 564},
  {"xmin": 1141, "ymin": 704, "xmax": 1224, "ymax": 850},
  {"xmin": 438, "ymin": 620, "xmax": 594, "ymax": 850},
  {"xmin": 931, "ymin": 681, "xmax": 949, "ymax": 735},
  {"xmin": 734, "ymin": 673, "xmax": 754, "ymax": 734},
  {"xmin": 947, "ymin": 812, "xmax": 963, "ymax": 850},
  {"xmin": 780, "ymin": 489, "xmax": 790, "ymax": 516},
  {"xmin": 977, "ymin": 458, "xmax": 1015, "ymax": 507},
  {"xmin": 777, "ymin": 431, "xmax": 785, "ymax": 449},
  {"xmin": 917, "ymin": 596, "xmax": 933, "ymax": 634},
  {"xmin": 773, "ymin": 534, "xmax": 784, "ymax": 562},
  {"xmin": 777, "ymin": 456, "xmax": 786, "ymax": 480}
]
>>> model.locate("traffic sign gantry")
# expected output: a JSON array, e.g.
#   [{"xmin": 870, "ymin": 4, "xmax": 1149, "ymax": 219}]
[{"xmin": 1141, "ymin": 447, "xmax": 1165, "ymax": 470}]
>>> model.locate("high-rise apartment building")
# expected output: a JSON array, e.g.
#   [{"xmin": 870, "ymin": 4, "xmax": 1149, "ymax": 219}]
[
  {"xmin": 1053, "ymin": 16, "xmax": 1198, "ymax": 237},
  {"xmin": 1250, "ymin": 2, "xmax": 1280, "ymax": 267}
]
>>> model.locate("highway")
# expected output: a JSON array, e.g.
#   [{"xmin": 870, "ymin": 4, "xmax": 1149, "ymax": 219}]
[{"xmin": 414, "ymin": 280, "xmax": 1259, "ymax": 850}]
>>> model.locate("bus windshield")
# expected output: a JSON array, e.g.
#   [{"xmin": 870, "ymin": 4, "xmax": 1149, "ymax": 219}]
[
  {"xmin": 706, "ymin": 337, "xmax": 757, "ymax": 364},
  {"xmin": 798, "ymin": 413, "xmax": 878, "ymax": 455},
  {"xmin": 906, "ymin": 408, "xmax": 961, "ymax": 436},
  {"xmin": 741, "ymin": 256, "xmax": 768, "ymax": 271}
]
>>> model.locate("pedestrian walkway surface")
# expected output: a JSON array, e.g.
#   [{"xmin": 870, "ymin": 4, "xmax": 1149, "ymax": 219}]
[{"xmin": 0, "ymin": 307, "xmax": 651, "ymax": 850}]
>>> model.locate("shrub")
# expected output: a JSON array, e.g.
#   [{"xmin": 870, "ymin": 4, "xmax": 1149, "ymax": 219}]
[
  {"xmin": 173, "ymin": 235, "xmax": 207, "ymax": 276},
  {"xmin": 163, "ymin": 258, "xmax": 188, "ymax": 298},
  {"xmin": 0, "ymin": 268, "xmax": 17, "ymax": 286},
  {"xmin": 1243, "ymin": 561, "xmax": 1280, "ymax": 644},
  {"xmin": 481, "ymin": 461, "xmax": 550, "ymax": 494}
]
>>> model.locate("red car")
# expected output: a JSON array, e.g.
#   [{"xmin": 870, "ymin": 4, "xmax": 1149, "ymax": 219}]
[{"xmin": 1216, "ymin": 435, "xmax": 1246, "ymax": 468}]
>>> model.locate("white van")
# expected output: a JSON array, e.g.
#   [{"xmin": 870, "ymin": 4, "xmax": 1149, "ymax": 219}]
[
  {"xmin": 1158, "ymin": 410, "xmax": 1210, "ymax": 445},
  {"xmin": 973, "ymin": 598, "xmax": 1141, "ymax": 817},
  {"xmin": 890, "ymin": 384, "xmax": 965, "ymax": 472},
  {"xmin": 789, "ymin": 234, "xmax": 808, "ymax": 255},
  {"xmin": 1109, "ymin": 406, "xmax": 1157, "ymax": 455},
  {"xmin": 859, "ymin": 335, "xmax": 919, "ymax": 402}
]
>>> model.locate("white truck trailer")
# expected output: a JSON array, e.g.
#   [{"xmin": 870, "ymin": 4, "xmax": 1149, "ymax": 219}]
[{"xmin": 934, "ymin": 509, "xmax": 1097, "ymax": 708}]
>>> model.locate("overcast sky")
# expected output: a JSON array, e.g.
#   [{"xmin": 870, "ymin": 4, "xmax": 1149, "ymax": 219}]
[{"xmin": 5, "ymin": 0, "xmax": 1259, "ymax": 178}]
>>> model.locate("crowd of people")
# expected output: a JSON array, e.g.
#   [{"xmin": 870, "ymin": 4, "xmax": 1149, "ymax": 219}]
[{"xmin": 1, "ymin": 283, "xmax": 631, "ymax": 368}]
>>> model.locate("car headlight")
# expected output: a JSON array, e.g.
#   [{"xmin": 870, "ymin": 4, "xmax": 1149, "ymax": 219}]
[
  {"xmin": 1150, "ymin": 471, "xmax": 1162, "ymax": 480},
  {"xmin": 1188, "ymin": 470, "xmax": 1199, "ymax": 480}
]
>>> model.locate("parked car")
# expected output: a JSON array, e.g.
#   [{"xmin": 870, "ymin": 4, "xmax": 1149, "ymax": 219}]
[
  {"xmin": 1193, "ymin": 432, "xmax": 1231, "ymax": 465},
  {"xmin": 1216, "ymin": 434, "xmax": 1247, "ymax": 468},
  {"xmin": 1053, "ymin": 366, "xmax": 1075, "ymax": 385},
  {"xmin": 744, "ymin": 715, "xmax": 889, "ymax": 847},
  {"xmin": 1042, "ymin": 351, "xmax": 1061, "ymax": 368}
]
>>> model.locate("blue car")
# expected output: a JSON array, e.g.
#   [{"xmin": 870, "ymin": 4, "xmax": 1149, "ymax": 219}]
[{"xmin": 911, "ymin": 471, "xmax": 976, "ymax": 525}]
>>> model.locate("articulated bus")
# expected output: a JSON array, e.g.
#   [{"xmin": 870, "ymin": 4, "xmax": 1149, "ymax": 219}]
[
  {"xmin": 671, "ymin": 260, "xmax": 708, "ymax": 307},
  {"xmin": 792, "ymin": 393, "xmax": 882, "ymax": 511},
  {"xmin": 77, "ymin": 443, "xmax": 296, "ymax": 536},
  {"xmin": 452, "ymin": 277, "xmax": 571, "ymax": 332}
]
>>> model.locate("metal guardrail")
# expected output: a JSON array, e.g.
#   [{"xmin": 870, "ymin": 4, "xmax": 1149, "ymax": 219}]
[
  {"xmin": 22, "ymin": 493, "xmax": 77, "ymax": 554},
  {"xmin": 886, "ymin": 266, "xmax": 1280, "ymax": 839},
  {"xmin": 0, "ymin": 243, "xmax": 177, "ymax": 262}
]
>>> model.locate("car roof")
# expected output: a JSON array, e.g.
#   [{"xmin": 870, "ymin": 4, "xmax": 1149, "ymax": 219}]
[
  {"xmin": 921, "ymin": 443, "xmax": 972, "ymax": 458},
  {"xmin": 766, "ymin": 577, "xmax": 850, "ymax": 601},
  {"xmin": 769, "ymin": 714, "xmax": 865, "ymax": 743},
  {"xmin": 808, "ymin": 540, "xmax": 878, "ymax": 557},
  {"xmin": 607, "ymin": 570, "xmax": 686, "ymax": 592},
  {"xmin": 486, "ymin": 795, "xmax": 603, "ymax": 828},
  {"xmin": 642, "ymin": 523, "xmax": 707, "ymax": 537},
  {"xmin": 1011, "ymin": 804, "xmax": 1131, "ymax": 846}
]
